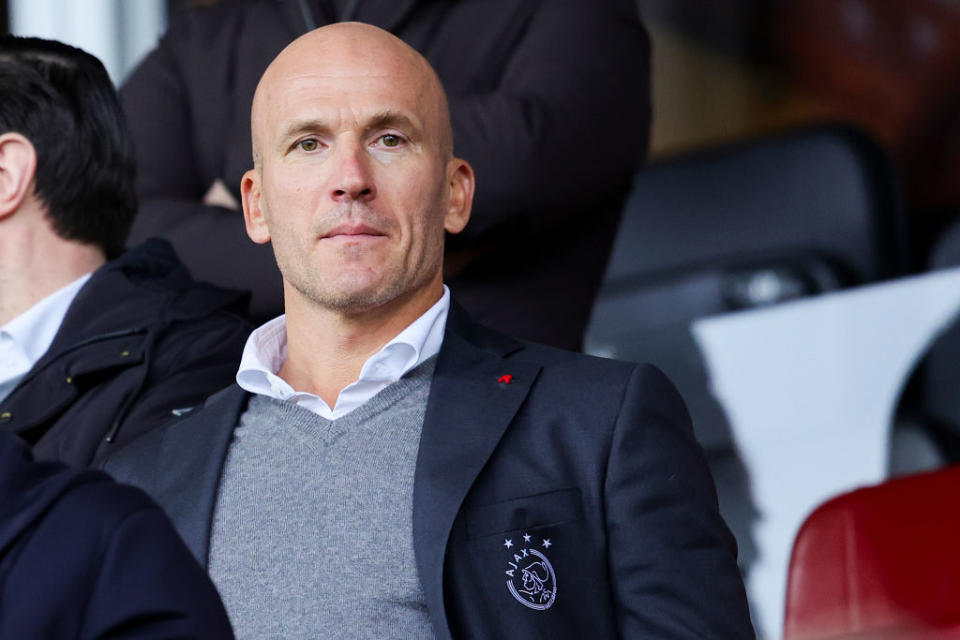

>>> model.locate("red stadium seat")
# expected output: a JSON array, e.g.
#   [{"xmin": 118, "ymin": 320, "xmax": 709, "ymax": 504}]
[{"xmin": 784, "ymin": 466, "xmax": 960, "ymax": 639}]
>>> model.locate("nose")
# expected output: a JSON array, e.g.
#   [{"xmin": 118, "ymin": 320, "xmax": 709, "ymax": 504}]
[{"xmin": 330, "ymin": 139, "xmax": 376, "ymax": 203}]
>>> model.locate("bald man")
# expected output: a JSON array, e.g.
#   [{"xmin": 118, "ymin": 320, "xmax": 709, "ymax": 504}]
[{"xmin": 106, "ymin": 24, "xmax": 754, "ymax": 640}]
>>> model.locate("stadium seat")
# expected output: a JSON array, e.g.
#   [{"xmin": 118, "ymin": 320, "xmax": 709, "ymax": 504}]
[{"xmin": 784, "ymin": 466, "xmax": 960, "ymax": 639}]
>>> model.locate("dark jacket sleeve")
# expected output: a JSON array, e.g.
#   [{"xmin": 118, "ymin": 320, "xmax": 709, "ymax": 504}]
[
  {"xmin": 81, "ymin": 504, "xmax": 235, "ymax": 639},
  {"xmin": 604, "ymin": 364, "xmax": 755, "ymax": 638},
  {"xmin": 448, "ymin": 0, "xmax": 650, "ymax": 244},
  {"xmin": 119, "ymin": 11, "xmax": 283, "ymax": 319}
]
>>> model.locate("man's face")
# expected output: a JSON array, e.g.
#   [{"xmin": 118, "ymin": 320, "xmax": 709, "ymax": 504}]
[{"xmin": 242, "ymin": 39, "xmax": 470, "ymax": 315}]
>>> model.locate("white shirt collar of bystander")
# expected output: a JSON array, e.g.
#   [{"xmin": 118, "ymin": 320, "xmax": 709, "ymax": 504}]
[{"xmin": 0, "ymin": 273, "xmax": 92, "ymax": 403}]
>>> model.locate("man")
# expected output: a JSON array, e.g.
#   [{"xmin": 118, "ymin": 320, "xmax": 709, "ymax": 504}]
[
  {"xmin": 0, "ymin": 36, "xmax": 251, "ymax": 466},
  {"xmin": 120, "ymin": 0, "xmax": 650, "ymax": 350},
  {"xmin": 0, "ymin": 431, "xmax": 234, "ymax": 639},
  {"xmin": 105, "ymin": 23, "xmax": 754, "ymax": 639}
]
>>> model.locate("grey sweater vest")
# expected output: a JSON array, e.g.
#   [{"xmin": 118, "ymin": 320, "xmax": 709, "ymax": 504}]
[{"xmin": 208, "ymin": 358, "xmax": 437, "ymax": 640}]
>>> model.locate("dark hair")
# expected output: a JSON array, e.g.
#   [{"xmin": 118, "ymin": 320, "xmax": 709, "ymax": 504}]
[{"xmin": 0, "ymin": 36, "xmax": 136, "ymax": 257}]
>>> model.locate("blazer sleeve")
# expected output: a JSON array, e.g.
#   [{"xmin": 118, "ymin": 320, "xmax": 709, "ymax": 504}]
[
  {"xmin": 80, "ymin": 505, "xmax": 234, "ymax": 639},
  {"xmin": 603, "ymin": 364, "xmax": 755, "ymax": 638},
  {"xmin": 447, "ymin": 0, "xmax": 650, "ymax": 244}
]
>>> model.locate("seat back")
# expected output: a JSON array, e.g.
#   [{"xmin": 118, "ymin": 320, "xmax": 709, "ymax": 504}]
[
  {"xmin": 784, "ymin": 466, "xmax": 960, "ymax": 639},
  {"xmin": 588, "ymin": 124, "xmax": 906, "ymax": 348}
]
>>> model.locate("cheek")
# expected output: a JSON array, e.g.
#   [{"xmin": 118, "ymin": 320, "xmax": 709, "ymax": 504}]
[
  {"xmin": 268, "ymin": 161, "xmax": 323, "ymax": 196},
  {"xmin": 263, "ymin": 171, "xmax": 323, "ymax": 223}
]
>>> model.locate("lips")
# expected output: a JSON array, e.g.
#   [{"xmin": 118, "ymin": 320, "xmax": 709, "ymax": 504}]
[{"xmin": 320, "ymin": 222, "xmax": 386, "ymax": 239}]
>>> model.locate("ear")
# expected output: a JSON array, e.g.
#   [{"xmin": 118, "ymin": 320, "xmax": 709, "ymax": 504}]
[
  {"xmin": 241, "ymin": 168, "xmax": 271, "ymax": 244},
  {"xmin": 443, "ymin": 157, "xmax": 474, "ymax": 235},
  {"xmin": 0, "ymin": 133, "xmax": 38, "ymax": 221}
]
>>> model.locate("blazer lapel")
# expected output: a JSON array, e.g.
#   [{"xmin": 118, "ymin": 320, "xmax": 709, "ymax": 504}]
[
  {"xmin": 153, "ymin": 386, "xmax": 248, "ymax": 566},
  {"xmin": 413, "ymin": 307, "xmax": 541, "ymax": 638}
]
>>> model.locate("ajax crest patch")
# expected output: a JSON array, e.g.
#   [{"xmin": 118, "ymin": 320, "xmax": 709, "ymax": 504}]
[{"xmin": 503, "ymin": 534, "xmax": 557, "ymax": 610}]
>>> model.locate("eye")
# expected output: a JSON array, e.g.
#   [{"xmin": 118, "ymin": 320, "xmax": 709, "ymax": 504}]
[
  {"xmin": 379, "ymin": 134, "xmax": 402, "ymax": 148},
  {"xmin": 296, "ymin": 138, "xmax": 320, "ymax": 152}
]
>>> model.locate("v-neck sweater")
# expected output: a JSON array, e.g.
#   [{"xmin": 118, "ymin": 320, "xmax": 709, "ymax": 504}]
[{"xmin": 208, "ymin": 357, "xmax": 438, "ymax": 640}]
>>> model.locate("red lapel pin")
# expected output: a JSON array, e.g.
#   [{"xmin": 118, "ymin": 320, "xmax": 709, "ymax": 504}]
[{"xmin": 498, "ymin": 374, "xmax": 513, "ymax": 384}]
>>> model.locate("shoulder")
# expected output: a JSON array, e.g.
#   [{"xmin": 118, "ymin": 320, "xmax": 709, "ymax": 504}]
[
  {"xmin": 102, "ymin": 384, "xmax": 247, "ymax": 481},
  {"xmin": 76, "ymin": 242, "xmax": 250, "ymax": 367},
  {"xmin": 446, "ymin": 303, "xmax": 664, "ymax": 402},
  {"xmin": 53, "ymin": 472, "xmax": 158, "ymax": 523},
  {"xmin": 108, "ymin": 239, "xmax": 251, "ymax": 324},
  {"xmin": 21, "ymin": 469, "xmax": 160, "ymax": 552},
  {"xmin": 512, "ymin": 337, "xmax": 665, "ymax": 398}
]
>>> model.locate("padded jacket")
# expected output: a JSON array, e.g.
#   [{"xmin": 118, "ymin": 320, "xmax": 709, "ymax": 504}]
[{"xmin": 0, "ymin": 239, "xmax": 250, "ymax": 467}]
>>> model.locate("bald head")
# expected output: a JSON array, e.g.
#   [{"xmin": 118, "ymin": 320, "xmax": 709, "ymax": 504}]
[
  {"xmin": 239, "ymin": 20, "xmax": 474, "ymax": 323},
  {"xmin": 250, "ymin": 22, "xmax": 453, "ymax": 168}
]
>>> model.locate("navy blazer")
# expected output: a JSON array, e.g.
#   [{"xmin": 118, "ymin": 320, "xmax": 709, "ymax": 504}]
[{"xmin": 104, "ymin": 306, "xmax": 754, "ymax": 639}]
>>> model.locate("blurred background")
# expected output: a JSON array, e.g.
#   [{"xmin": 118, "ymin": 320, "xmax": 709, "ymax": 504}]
[
  {"xmin": 3, "ymin": 1, "xmax": 959, "ymax": 638},
  {"xmin": 6, "ymin": 0, "xmax": 957, "ymax": 236}
]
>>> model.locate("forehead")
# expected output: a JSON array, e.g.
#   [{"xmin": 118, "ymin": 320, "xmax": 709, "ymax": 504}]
[{"xmin": 257, "ymin": 57, "xmax": 432, "ymax": 139}]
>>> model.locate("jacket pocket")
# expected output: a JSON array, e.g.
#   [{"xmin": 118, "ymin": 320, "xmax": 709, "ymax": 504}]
[{"xmin": 465, "ymin": 488, "xmax": 583, "ymax": 540}]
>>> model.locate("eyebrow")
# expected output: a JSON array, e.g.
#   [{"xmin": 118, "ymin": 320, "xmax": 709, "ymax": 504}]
[
  {"xmin": 364, "ymin": 111, "xmax": 422, "ymax": 138},
  {"xmin": 278, "ymin": 119, "xmax": 333, "ymax": 146},
  {"xmin": 277, "ymin": 110, "xmax": 423, "ymax": 147}
]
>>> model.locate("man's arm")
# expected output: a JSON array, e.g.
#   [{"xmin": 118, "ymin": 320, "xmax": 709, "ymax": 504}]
[
  {"xmin": 120, "ymin": 11, "xmax": 283, "ymax": 320},
  {"xmin": 447, "ymin": 0, "xmax": 651, "ymax": 245},
  {"xmin": 604, "ymin": 364, "xmax": 755, "ymax": 638}
]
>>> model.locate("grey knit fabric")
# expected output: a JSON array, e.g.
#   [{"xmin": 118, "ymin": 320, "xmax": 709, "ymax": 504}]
[{"xmin": 208, "ymin": 358, "xmax": 437, "ymax": 640}]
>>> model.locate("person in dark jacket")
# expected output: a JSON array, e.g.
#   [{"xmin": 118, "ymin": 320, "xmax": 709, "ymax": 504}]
[
  {"xmin": 0, "ymin": 430, "xmax": 235, "ymax": 639},
  {"xmin": 120, "ymin": 0, "xmax": 651, "ymax": 350},
  {"xmin": 0, "ymin": 36, "xmax": 251, "ymax": 467}
]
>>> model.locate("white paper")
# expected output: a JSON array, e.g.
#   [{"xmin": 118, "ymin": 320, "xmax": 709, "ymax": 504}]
[{"xmin": 692, "ymin": 267, "xmax": 960, "ymax": 639}]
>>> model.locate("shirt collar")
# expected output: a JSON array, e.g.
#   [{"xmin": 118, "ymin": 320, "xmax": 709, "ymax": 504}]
[
  {"xmin": 236, "ymin": 286, "xmax": 450, "ymax": 405},
  {"xmin": 0, "ymin": 273, "xmax": 92, "ymax": 363}
]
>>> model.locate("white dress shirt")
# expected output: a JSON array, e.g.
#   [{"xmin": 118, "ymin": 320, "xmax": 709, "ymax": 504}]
[
  {"xmin": 236, "ymin": 286, "xmax": 450, "ymax": 419},
  {"xmin": 0, "ymin": 273, "xmax": 93, "ymax": 404}
]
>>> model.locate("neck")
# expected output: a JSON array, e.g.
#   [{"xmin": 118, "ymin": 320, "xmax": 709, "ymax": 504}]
[
  {"xmin": 278, "ymin": 278, "xmax": 444, "ymax": 406},
  {"xmin": 0, "ymin": 214, "xmax": 105, "ymax": 326}
]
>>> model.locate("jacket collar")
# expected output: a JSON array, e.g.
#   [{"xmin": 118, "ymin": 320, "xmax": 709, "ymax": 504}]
[{"xmin": 149, "ymin": 385, "xmax": 249, "ymax": 565}]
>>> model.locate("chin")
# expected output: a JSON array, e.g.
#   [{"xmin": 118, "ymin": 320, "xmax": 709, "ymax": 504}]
[{"xmin": 311, "ymin": 282, "xmax": 405, "ymax": 314}]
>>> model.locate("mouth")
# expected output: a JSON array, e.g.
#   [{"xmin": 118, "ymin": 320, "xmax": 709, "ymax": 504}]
[{"xmin": 320, "ymin": 223, "xmax": 387, "ymax": 240}]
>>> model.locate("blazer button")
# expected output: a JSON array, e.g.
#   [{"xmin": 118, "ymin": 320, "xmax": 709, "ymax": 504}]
[{"xmin": 0, "ymin": 412, "xmax": 11, "ymax": 422}]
